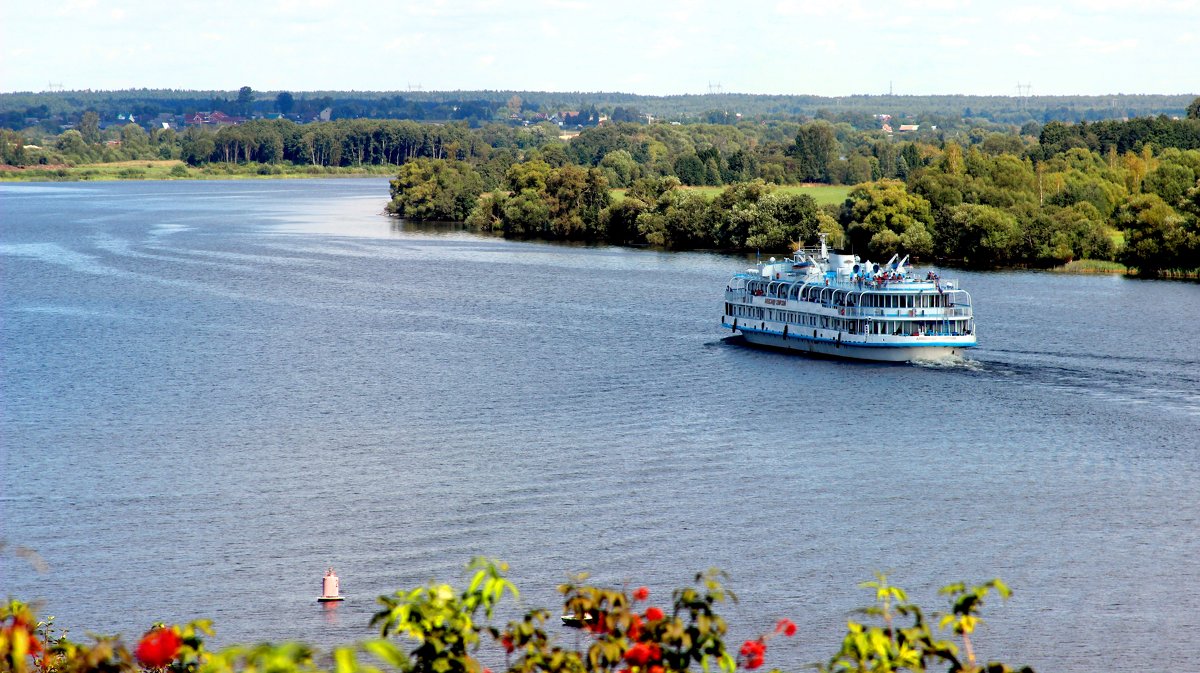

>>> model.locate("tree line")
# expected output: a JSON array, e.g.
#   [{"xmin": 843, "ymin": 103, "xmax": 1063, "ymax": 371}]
[
  {"xmin": 382, "ymin": 107, "xmax": 1200, "ymax": 276},
  {"xmin": 3, "ymin": 88, "xmax": 1196, "ymax": 131},
  {"xmin": 6, "ymin": 97, "xmax": 1199, "ymax": 275}
]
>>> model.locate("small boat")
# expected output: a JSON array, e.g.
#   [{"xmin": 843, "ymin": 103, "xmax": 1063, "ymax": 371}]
[
  {"xmin": 560, "ymin": 612, "xmax": 594, "ymax": 627},
  {"xmin": 722, "ymin": 234, "xmax": 976, "ymax": 362}
]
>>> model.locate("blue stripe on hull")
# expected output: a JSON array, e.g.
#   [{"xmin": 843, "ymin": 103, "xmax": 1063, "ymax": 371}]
[{"xmin": 723, "ymin": 322, "xmax": 975, "ymax": 362}]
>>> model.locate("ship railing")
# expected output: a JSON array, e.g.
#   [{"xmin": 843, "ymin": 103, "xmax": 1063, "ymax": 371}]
[{"xmin": 842, "ymin": 306, "xmax": 973, "ymax": 318}]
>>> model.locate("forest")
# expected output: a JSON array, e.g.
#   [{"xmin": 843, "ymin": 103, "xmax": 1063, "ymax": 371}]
[
  {"xmin": 2, "ymin": 88, "xmax": 1196, "ymax": 130},
  {"xmin": 3, "ymin": 95, "xmax": 1199, "ymax": 276}
]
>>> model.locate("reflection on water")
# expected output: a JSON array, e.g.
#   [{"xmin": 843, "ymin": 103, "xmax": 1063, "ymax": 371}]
[
  {"xmin": 1, "ymin": 179, "xmax": 1198, "ymax": 673},
  {"xmin": 321, "ymin": 602, "xmax": 340, "ymax": 626}
]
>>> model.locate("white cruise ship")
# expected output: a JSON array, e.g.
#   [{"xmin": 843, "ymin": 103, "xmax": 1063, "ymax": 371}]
[{"xmin": 721, "ymin": 235, "xmax": 976, "ymax": 362}]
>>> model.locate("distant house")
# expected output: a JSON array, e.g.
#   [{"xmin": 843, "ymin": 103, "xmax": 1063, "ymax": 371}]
[
  {"xmin": 186, "ymin": 111, "xmax": 245, "ymax": 127},
  {"xmin": 882, "ymin": 123, "xmax": 893, "ymax": 134},
  {"xmin": 149, "ymin": 113, "xmax": 179, "ymax": 130},
  {"xmin": 898, "ymin": 124, "xmax": 920, "ymax": 132}
]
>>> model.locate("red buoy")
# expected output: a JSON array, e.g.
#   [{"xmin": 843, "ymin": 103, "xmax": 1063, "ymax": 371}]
[{"xmin": 317, "ymin": 567, "xmax": 344, "ymax": 602}]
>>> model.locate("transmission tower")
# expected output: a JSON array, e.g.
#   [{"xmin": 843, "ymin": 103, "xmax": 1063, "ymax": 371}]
[
  {"xmin": 707, "ymin": 81, "xmax": 723, "ymax": 95},
  {"xmin": 1016, "ymin": 82, "xmax": 1032, "ymax": 110}
]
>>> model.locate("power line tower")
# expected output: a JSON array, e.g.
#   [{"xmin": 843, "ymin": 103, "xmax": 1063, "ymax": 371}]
[
  {"xmin": 47, "ymin": 82, "xmax": 64, "ymax": 92},
  {"xmin": 1016, "ymin": 82, "xmax": 1032, "ymax": 110},
  {"xmin": 407, "ymin": 83, "xmax": 423, "ymax": 92},
  {"xmin": 707, "ymin": 81, "xmax": 723, "ymax": 95}
]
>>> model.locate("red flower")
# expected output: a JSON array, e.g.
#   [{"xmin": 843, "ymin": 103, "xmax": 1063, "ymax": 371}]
[
  {"xmin": 739, "ymin": 639, "xmax": 766, "ymax": 670},
  {"xmin": 739, "ymin": 640, "xmax": 764, "ymax": 657},
  {"xmin": 628, "ymin": 614, "xmax": 643, "ymax": 640},
  {"xmin": 501, "ymin": 634, "xmax": 514, "ymax": 653},
  {"xmin": 775, "ymin": 618, "xmax": 797, "ymax": 637},
  {"xmin": 624, "ymin": 643, "xmax": 653, "ymax": 666},
  {"xmin": 587, "ymin": 614, "xmax": 609, "ymax": 634},
  {"xmin": 633, "ymin": 586, "xmax": 650, "ymax": 601},
  {"xmin": 649, "ymin": 666, "xmax": 664, "ymax": 673},
  {"xmin": 135, "ymin": 627, "xmax": 182, "ymax": 669},
  {"xmin": 644, "ymin": 606, "xmax": 664, "ymax": 621},
  {"xmin": 623, "ymin": 642, "xmax": 662, "ymax": 667}
]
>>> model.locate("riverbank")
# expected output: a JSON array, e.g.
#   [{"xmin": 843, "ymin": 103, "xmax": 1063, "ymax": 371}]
[{"xmin": 0, "ymin": 160, "xmax": 397, "ymax": 182}]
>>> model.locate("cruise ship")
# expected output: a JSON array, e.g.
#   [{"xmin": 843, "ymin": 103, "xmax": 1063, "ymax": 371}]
[{"xmin": 721, "ymin": 235, "xmax": 976, "ymax": 362}]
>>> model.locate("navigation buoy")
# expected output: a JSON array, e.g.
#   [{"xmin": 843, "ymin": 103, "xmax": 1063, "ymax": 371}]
[{"xmin": 318, "ymin": 567, "xmax": 344, "ymax": 602}]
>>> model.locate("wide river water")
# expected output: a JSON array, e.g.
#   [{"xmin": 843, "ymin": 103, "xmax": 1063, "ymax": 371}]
[{"xmin": 2, "ymin": 179, "xmax": 1198, "ymax": 672}]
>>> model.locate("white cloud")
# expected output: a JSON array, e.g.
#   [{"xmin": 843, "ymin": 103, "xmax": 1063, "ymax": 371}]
[
  {"xmin": 56, "ymin": 0, "xmax": 98, "ymax": 16},
  {"xmin": 538, "ymin": 0, "xmax": 588, "ymax": 8},
  {"xmin": 1013, "ymin": 42, "xmax": 1039, "ymax": 57},
  {"xmin": 815, "ymin": 39, "xmax": 838, "ymax": 53},
  {"xmin": 897, "ymin": 0, "xmax": 971, "ymax": 10},
  {"xmin": 938, "ymin": 36, "xmax": 969, "ymax": 48},
  {"xmin": 774, "ymin": 0, "xmax": 830, "ymax": 16},
  {"xmin": 648, "ymin": 34, "xmax": 684, "ymax": 58},
  {"xmin": 539, "ymin": 19, "xmax": 561, "ymax": 38},
  {"xmin": 1001, "ymin": 5, "xmax": 1063, "ymax": 22},
  {"xmin": 1066, "ymin": 0, "xmax": 1198, "ymax": 13},
  {"xmin": 1074, "ymin": 36, "xmax": 1139, "ymax": 53}
]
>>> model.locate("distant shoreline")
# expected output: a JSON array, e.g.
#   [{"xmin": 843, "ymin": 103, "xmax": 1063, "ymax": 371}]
[
  {"xmin": 0, "ymin": 160, "xmax": 395, "ymax": 182},
  {"xmin": 4, "ymin": 169, "xmax": 1189, "ymax": 279}
]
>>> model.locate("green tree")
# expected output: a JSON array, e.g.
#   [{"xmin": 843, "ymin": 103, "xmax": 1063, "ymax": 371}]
[
  {"xmin": 180, "ymin": 126, "xmax": 215, "ymax": 165},
  {"xmin": 79, "ymin": 110, "xmax": 100, "ymax": 144},
  {"xmin": 1187, "ymin": 96, "xmax": 1200, "ymax": 120},
  {"xmin": 842, "ymin": 180, "xmax": 935, "ymax": 259},
  {"xmin": 55, "ymin": 129, "xmax": 87, "ymax": 157},
  {"xmin": 120, "ymin": 123, "xmax": 150, "ymax": 157},
  {"xmin": 386, "ymin": 158, "xmax": 485, "ymax": 221},
  {"xmin": 793, "ymin": 121, "xmax": 839, "ymax": 183},
  {"xmin": 502, "ymin": 189, "xmax": 551, "ymax": 236},
  {"xmin": 1117, "ymin": 193, "xmax": 1192, "ymax": 275},
  {"xmin": 466, "ymin": 191, "xmax": 508, "ymax": 231},
  {"xmin": 543, "ymin": 165, "xmax": 611, "ymax": 239},
  {"xmin": 673, "ymin": 154, "xmax": 706, "ymax": 186},
  {"xmin": 0, "ymin": 129, "xmax": 26, "ymax": 165},
  {"xmin": 1142, "ymin": 162, "xmax": 1196, "ymax": 205},
  {"xmin": 599, "ymin": 149, "xmax": 639, "ymax": 188},
  {"xmin": 709, "ymin": 180, "xmax": 773, "ymax": 248},
  {"xmin": 638, "ymin": 190, "xmax": 710, "ymax": 248},
  {"xmin": 507, "ymin": 159, "xmax": 552, "ymax": 192},
  {"xmin": 943, "ymin": 203, "xmax": 1021, "ymax": 267},
  {"xmin": 276, "ymin": 91, "xmax": 295, "ymax": 114},
  {"xmin": 237, "ymin": 86, "xmax": 254, "ymax": 114}
]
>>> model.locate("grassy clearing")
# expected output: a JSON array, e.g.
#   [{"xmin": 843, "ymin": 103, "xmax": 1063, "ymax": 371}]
[
  {"xmin": 610, "ymin": 183, "xmax": 850, "ymax": 206},
  {"xmin": 1053, "ymin": 259, "xmax": 1128, "ymax": 274}
]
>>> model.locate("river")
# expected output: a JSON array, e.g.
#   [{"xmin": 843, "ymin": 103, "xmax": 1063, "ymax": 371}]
[{"xmin": 2, "ymin": 178, "xmax": 1198, "ymax": 672}]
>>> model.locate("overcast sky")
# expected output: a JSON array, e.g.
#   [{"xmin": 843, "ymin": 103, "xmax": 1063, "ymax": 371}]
[{"xmin": 3, "ymin": 0, "xmax": 1197, "ymax": 96}]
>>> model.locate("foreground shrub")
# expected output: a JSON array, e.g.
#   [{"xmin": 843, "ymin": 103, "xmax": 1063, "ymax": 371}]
[{"xmin": 0, "ymin": 559, "xmax": 1031, "ymax": 673}]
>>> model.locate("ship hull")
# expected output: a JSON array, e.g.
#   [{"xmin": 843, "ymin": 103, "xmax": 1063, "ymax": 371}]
[{"xmin": 730, "ymin": 324, "xmax": 973, "ymax": 363}]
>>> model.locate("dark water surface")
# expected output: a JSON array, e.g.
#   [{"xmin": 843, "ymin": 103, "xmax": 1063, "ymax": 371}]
[{"xmin": 2, "ymin": 179, "xmax": 1198, "ymax": 672}]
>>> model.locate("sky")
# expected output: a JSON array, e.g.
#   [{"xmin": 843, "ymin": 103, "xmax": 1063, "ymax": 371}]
[{"xmin": 2, "ymin": 0, "xmax": 1198, "ymax": 96}]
